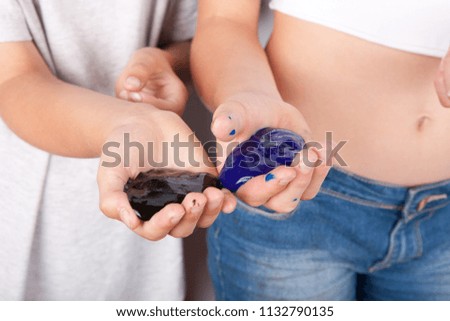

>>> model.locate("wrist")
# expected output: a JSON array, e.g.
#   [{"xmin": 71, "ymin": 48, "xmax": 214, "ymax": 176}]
[{"xmin": 98, "ymin": 102, "xmax": 163, "ymax": 155}]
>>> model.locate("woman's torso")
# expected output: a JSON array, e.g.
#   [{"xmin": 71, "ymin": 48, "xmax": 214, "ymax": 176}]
[{"xmin": 267, "ymin": 11, "xmax": 450, "ymax": 186}]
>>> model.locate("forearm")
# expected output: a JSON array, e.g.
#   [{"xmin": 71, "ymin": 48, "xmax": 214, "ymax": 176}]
[
  {"xmin": 0, "ymin": 71, "xmax": 155, "ymax": 158},
  {"xmin": 192, "ymin": 17, "xmax": 282, "ymax": 110}
]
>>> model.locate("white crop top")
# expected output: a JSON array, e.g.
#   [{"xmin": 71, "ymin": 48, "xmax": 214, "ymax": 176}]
[{"xmin": 269, "ymin": 0, "xmax": 450, "ymax": 58}]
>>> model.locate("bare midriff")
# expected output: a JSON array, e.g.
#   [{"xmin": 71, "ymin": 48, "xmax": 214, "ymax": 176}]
[{"xmin": 267, "ymin": 12, "xmax": 450, "ymax": 186}]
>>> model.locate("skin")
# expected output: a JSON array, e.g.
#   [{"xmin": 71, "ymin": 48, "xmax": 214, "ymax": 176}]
[
  {"xmin": 268, "ymin": 14, "xmax": 450, "ymax": 186},
  {"xmin": 191, "ymin": 1, "xmax": 329, "ymax": 213},
  {"xmin": 115, "ymin": 42, "xmax": 191, "ymax": 114},
  {"xmin": 0, "ymin": 41, "xmax": 235, "ymax": 241},
  {"xmin": 190, "ymin": 0, "xmax": 450, "ymax": 215}
]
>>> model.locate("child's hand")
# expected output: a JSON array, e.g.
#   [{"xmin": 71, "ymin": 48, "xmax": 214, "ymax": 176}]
[
  {"xmin": 97, "ymin": 105, "xmax": 235, "ymax": 241},
  {"xmin": 435, "ymin": 46, "xmax": 450, "ymax": 107},
  {"xmin": 212, "ymin": 92, "xmax": 330, "ymax": 213},
  {"xmin": 115, "ymin": 47, "xmax": 188, "ymax": 115}
]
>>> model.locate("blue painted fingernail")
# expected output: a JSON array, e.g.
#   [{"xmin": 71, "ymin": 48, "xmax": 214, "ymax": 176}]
[
  {"xmin": 229, "ymin": 129, "xmax": 236, "ymax": 136},
  {"xmin": 293, "ymin": 198, "xmax": 299, "ymax": 202},
  {"xmin": 265, "ymin": 173, "xmax": 275, "ymax": 182}
]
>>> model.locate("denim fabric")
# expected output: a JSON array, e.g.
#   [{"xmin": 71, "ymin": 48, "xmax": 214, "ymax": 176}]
[{"xmin": 207, "ymin": 167, "xmax": 450, "ymax": 300}]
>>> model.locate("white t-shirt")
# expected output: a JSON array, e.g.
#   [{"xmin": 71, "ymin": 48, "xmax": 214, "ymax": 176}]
[
  {"xmin": 0, "ymin": 0, "xmax": 197, "ymax": 300},
  {"xmin": 270, "ymin": 0, "xmax": 450, "ymax": 58}
]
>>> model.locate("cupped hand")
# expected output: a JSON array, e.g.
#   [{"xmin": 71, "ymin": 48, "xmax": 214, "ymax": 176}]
[
  {"xmin": 97, "ymin": 106, "xmax": 235, "ymax": 241},
  {"xmin": 115, "ymin": 47, "xmax": 188, "ymax": 115},
  {"xmin": 212, "ymin": 92, "xmax": 330, "ymax": 213}
]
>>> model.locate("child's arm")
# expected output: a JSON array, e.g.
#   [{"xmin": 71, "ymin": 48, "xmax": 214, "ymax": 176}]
[
  {"xmin": 0, "ymin": 41, "xmax": 235, "ymax": 240},
  {"xmin": 115, "ymin": 41, "xmax": 191, "ymax": 115},
  {"xmin": 0, "ymin": 42, "xmax": 149, "ymax": 157},
  {"xmin": 191, "ymin": 0, "xmax": 329, "ymax": 213}
]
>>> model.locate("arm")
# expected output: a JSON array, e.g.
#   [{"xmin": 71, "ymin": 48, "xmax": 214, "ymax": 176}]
[
  {"xmin": 191, "ymin": 0, "xmax": 329, "ymax": 212},
  {"xmin": 192, "ymin": 1, "xmax": 281, "ymax": 109},
  {"xmin": 0, "ymin": 41, "xmax": 235, "ymax": 240},
  {"xmin": 192, "ymin": 0, "xmax": 308, "ymax": 142},
  {"xmin": 0, "ymin": 42, "xmax": 152, "ymax": 158}
]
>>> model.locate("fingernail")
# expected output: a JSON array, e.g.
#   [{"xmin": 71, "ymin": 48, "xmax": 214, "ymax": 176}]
[
  {"xmin": 190, "ymin": 201, "xmax": 203, "ymax": 216},
  {"xmin": 126, "ymin": 76, "xmax": 141, "ymax": 89},
  {"xmin": 228, "ymin": 115, "xmax": 232, "ymax": 120},
  {"xmin": 119, "ymin": 208, "xmax": 133, "ymax": 229},
  {"xmin": 130, "ymin": 92, "xmax": 142, "ymax": 102},
  {"xmin": 265, "ymin": 173, "xmax": 275, "ymax": 182},
  {"xmin": 293, "ymin": 198, "xmax": 299, "ymax": 202},
  {"xmin": 118, "ymin": 90, "xmax": 128, "ymax": 99},
  {"xmin": 229, "ymin": 129, "xmax": 236, "ymax": 136},
  {"xmin": 133, "ymin": 210, "xmax": 143, "ymax": 220},
  {"xmin": 170, "ymin": 209, "xmax": 184, "ymax": 224}
]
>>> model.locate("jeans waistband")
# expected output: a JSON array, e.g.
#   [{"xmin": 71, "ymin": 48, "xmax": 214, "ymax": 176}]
[{"xmin": 320, "ymin": 167, "xmax": 450, "ymax": 215}]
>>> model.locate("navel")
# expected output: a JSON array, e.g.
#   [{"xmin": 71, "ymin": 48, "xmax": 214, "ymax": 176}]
[{"xmin": 416, "ymin": 115, "xmax": 432, "ymax": 132}]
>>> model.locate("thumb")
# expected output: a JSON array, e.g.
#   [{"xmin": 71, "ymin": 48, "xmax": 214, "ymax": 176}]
[
  {"xmin": 117, "ymin": 67, "xmax": 148, "ymax": 94},
  {"xmin": 211, "ymin": 101, "xmax": 259, "ymax": 142},
  {"xmin": 100, "ymin": 190, "xmax": 141, "ymax": 231},
  {"xmin": 97, "ymin": 167, "xmax": 141, "ymax": 230},
  {"xmin": 115, "ymin": 49, "xmax": 162, "ymax": 97}
]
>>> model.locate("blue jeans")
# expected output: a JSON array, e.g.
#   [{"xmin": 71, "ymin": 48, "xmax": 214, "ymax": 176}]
[{"xmin": 207, "ymin": 167, "xmax": 450, "ymax": 300}]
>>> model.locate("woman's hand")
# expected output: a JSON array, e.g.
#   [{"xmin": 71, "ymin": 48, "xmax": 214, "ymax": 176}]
[
  {"xmin": 97, "ymin": 105, "xmax": 235, "ymax": 241},
  {"xmin": 435, "ymin": 47, "xmax": 450, "ymax": 107},
  {"xmin": 212, "ymin": 92, "xmax": 330, "ymax": 213},
  {"xmin": 115, "ymin": 47, "xmax": 188, "ymax": 115}
]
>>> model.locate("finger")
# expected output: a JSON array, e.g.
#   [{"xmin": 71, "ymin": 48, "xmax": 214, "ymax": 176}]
[
  {"xmin": 134, "ymin": 204, "xmax": 186, "ymax": 241},
  {"xmin": 129, "ymin": 86, "xmax": 156, "ymax": 102},
  {"xmin": 264, "ymin": 152, "xmax": 315, "ymax": 212},
  {"xmin": 115, "ymin": 49, "xmax": 159, "ymax": 97},
  {"xmin": 197, "ymin": 187, "xmax": 224, "ymax": 228},
  {"xmin": 211, "ymin": 101, "xmax": 249, "ymax": 142},
  {"xmin": 435, "ymin": 56, "xmax": 450, "ymax": 107},
  {"xmin": 122, "ymin": 57, "xmax": 156, "ymax": 92},
  {"xmin": 97, "ymin": 168, "xmax": 142, "ymax": 230},
  {"xmin": 169, "ymin": 193, "xmax": 207, "ymax": 238},
  {"xmin": 125, "ymin": 75, "xmax": 188, "ymax": 116},
  {"xmin": 302, "ymin": 146, "xmax": 331, "ymax": 200},
  {"xmin": 115, "ymin": 73, "xmax": 145, "ymax": 98},
  {"xmin": 118, "ymin": 90, "xmax": 129, "ymax": 101},
  {"xmin": 211, "ymin": 101, "xmax": 267, "ymax": 142},
  {"xmin": 118, "ymin": 89, "xmax": 165, "ymax": 106},
  {"xmin": 124, "ymin": 88, "xmax": 155, "ymax": 103},
  {"xmin": 99, "ymin": 190, "xmax": 142, "ymax": 230},
  {"xmin": 221, "ymin": 189, "xmax": 237, "ymax": 214},
  {"xmin": 236, "ymin": 166, "xmax": 297, "ymax": 207}
]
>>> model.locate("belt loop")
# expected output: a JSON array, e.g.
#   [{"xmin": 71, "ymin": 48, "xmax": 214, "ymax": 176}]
[{"xmin": 416, "ymin": 194, "xmax": 448, "ymax": 212}]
